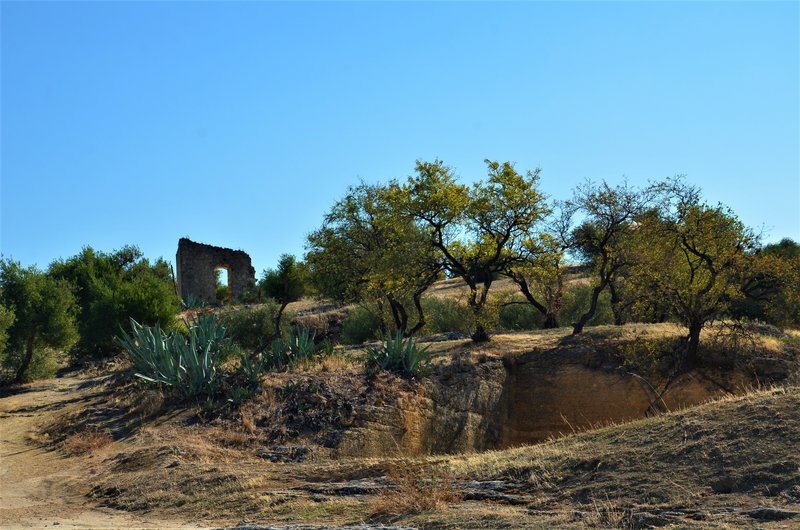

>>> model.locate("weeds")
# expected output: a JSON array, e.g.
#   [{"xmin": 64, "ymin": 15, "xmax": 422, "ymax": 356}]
[
  {"xmin": 371, "ymin": 464, "xmax": 461, "ymax": 517},
  {"xmin": 64, "ymin": 429, "xmax": 113, "ymax": 455}
]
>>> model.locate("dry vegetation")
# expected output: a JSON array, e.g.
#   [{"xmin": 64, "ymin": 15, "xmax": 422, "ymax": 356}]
[
  {"xmin": 68, "ymin": 385, "xmax": 799, "ymax": 528},
  {"xmin": 4, "ymin": 323, "xmax": 799, "ymax": 528},
  {"xmin": 64, "ymin": 429, "xmax": 114, "ymax": 455}
]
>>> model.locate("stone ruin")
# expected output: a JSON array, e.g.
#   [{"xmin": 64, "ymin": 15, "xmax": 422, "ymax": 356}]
[{"xmin": 176, "ymin": 238, "xmax": 255, "ymax": 305}]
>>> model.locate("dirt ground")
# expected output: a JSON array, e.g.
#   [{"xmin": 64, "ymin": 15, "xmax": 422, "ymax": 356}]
[{"xmin": 0, "ymin": 377, "xmax": 210, "ymax": 529}]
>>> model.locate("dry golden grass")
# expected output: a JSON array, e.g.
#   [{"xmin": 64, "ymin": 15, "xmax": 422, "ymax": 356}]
[
  {"xmin": 370, "ymin": 463, "xmax": 462, "ymax": 518},
  {"xmin": 64, "ymin": 429, "xmax": 113, "ymax": 456}
]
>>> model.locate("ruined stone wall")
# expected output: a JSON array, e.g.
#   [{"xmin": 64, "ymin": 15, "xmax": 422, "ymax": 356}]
[{"xmin": 175, "ymin": 238, "xmax": 256, "ymax": 304}]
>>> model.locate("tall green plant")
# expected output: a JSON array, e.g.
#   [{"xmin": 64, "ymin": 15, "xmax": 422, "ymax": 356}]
[
  {"xmin": 366, "ymin": 332, "xmax": 433, "ymax": 377},
  {"xmin": 0, "ymin": 260, "xmax": 79, "ymax": 383},
  {"xmin": 236, "ymin": 327, "xmax": 325, "ymax": 388},
  {"xmin": 117, "ymin": 313, "xmax": 230, "ymax": 400},
  {"xmin": 50, "ymin": 246, "xmax": 180, "ymax": 358}
]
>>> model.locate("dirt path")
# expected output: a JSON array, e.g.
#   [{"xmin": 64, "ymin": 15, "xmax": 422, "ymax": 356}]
[{"xmin": 0, "ymin": 376, "xmax": 211, "ymax": 529}]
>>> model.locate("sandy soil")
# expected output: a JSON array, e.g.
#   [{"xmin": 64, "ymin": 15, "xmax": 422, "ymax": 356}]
[{"xmin": 0, "ymin": 377, "xmax": 210, "ymax": 529}]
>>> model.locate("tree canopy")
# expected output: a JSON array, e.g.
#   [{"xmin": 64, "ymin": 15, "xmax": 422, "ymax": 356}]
[
  {"xmin": 48, "ymin": 246, "xmax": 181, "ymax": 358},
  {"xmin": 405, "ymin": 159, "xmax": 550, "ymax": 341},
  {"xmin": 0, "ymin": 259, "xmax": 79, "ymax": 383}
]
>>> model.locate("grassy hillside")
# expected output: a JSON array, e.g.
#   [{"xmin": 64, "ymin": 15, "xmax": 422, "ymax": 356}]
[{"xmin": 60, "ymin": 381, "xmax": 798, "ymax": 528}]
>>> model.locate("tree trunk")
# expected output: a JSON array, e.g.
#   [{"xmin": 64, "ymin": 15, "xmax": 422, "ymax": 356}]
[
  {"xmin": 572, "ymin": 283, "xmax": 605, "ymax": 335},
  {"xmin": 405, "ymin": 293, "xmax": 426, "ymax": 337},
  {"xmin": 274, "ymin": 302, "xmax": 288, "ymax": 339},
  {"xmin": 15, "ymin": 333, "xmax": 36, "ymax": 384},
  {"xmin": 686, "ymin": 320, "xmax": 703, "ymax": 366},
  {"xmin": 513, "ymin": 275, "xmax": 559, "ymax": 328},
  {"xmin": 467, "ymin": 284, "xmax": 491, "ymax": 343},
  {"xmin": 471, "ymin": 322, "xmax": 490, "ymax": 343},
  {"xmin": 609, "ymin": 281, "xmax": 625, "ymax": 326}
]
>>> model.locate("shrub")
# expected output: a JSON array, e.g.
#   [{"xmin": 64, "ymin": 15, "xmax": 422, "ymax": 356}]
[
  {"xmin": 117, "ymin": 313, "xmax": 231, "ymax": 401},
  {"xmin": 366, "ymin": 331, "xmax": 433, "ymax": 377},
  {"xmin": 216, "ymin": 302, "xmax": 286, "ymax": 351},
  {"xmin": 421, "ymin": 297, "xmax": 472, "ymax": 335},
  {"xmin": 0, "ymin": 304, "xmax": 13, "ymax": 357},
  {"xmin": 341, "ymin": 306, "xmax": 382, "ymax": 344},
  {"xmin": 216, "ymin": 284, "xmax": 231, "ymax": 305},
  {"xmin": 0, "ymin": 260, "xmax": 79, "ymax": 384},
  {"xmin": 49, "ymin": 246, "xmax": 181, "ymax": 359},
  {"xmin": 239, "ymin": 278, "xmax": 263, "ymax": 304},
  {"xmin": 559, "ymin": 285, "xmax": 613, "ymax": 328},
  {"xmin": 499, "ymin": 302, "xmax": 545, "ymax": 331}
]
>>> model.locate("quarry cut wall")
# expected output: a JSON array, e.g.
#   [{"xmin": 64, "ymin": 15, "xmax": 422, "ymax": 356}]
[{"xmin": 334, "ymin": 349, "xmax": 759, "ymax": 458}]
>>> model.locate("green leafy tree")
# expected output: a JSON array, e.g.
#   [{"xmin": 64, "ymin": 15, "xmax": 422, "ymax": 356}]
[
  {"xmin": 564, "ymin": 180, "xmax": 653, "ymax": 334},
  {"xmin": 406, "ymin": 159, "xmax": 550, "ymax": 341},
  {"xmin": 0, "ymin": 303, "xmax": 14, "ymax": 358},
  {"xmin": 733, "ymin": 238, "xmax": 800, "ymax": 327},
  {"xmin": 0, "ymin": 260, "xmax": 79, "ymax": 383},
  {"xmin": 758, "ymin": 239, "xmax": 800, "ymax": 327},
  {"xmin": 629, "ymin": 198, "xmax": 758, "ymax": 365},
  {"xmin": 261, "ymin": 254, "xmax": 308, "ymax": 339},
  {"xmin": 502, "ymin": 233, "xmax": 566, "ymax": 329},
  {"xmin": 48, "ymin": 246, "xmax": 181, "ymax": 358},
  {"xmin": 306, "ymin": 182, "xmax": 441, "ymax": 337}
]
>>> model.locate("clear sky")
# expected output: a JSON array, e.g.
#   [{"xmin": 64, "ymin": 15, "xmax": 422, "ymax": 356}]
[{"xmin": 2, "ymin": 1, "xmax": 798, "ymax": 274}]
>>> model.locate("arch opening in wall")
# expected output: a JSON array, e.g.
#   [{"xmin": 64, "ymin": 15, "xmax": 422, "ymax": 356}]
[
  {"xmin": 176, "ymin": 238, "xmax": 256, "ymax": 306},
  {"xmin": 214, "ymin": 264, "xmax": 231, "ymax": 305}
]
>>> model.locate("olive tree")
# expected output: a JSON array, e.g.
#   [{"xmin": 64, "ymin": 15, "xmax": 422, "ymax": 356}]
[{"xmin": 0, "ymin": 259, "xmax": 79, "ymax": 383}]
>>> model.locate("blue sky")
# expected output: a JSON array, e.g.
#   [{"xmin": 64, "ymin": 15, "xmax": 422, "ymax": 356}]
[{"xmin": 2, "ymin": 1, "xmax": 798, "ymax": 274}]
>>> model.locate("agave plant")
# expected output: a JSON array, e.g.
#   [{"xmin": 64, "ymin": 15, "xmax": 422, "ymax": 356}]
[
  {"xmin": 366, "ymin": 331, "xmax": 433, "ymax": 377},
  {"xmin": 286, "ymin": 327, "xmax": 319, "ymax": 363},
  {"xmin": 117, "ymin": 314, "xmax": 230, "ymax": 400},
  {"xmin": 236, "ymin": 327, "xmax": 325, "ymax": 389}
]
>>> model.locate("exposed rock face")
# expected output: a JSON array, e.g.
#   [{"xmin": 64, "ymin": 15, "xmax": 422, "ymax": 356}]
[
  {"xmin": 175, "ymin": 238, "xmax": 256, "ymax": 305},
  {"xmin": 334, "ymin": 349, "xmax": 758, "ymax": 458}
]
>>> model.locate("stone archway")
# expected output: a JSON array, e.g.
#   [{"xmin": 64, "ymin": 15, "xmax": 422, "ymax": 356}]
[{"xmin": 176, "ymin": 238, "xmax": 256, "ymax": 305}]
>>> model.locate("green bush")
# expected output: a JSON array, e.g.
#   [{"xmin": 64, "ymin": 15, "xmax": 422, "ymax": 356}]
[
  {"xmin": 216, "ymin": 302, "xmax": 287, "ymax": 351},
  {"xmin": 239, "ymin": 278, "xmax": 263, "ymax": 304},
  {"xmin": 559, "ymin": 285, "xmax": 614, "ymax": 328},
  {"xmin": 0, "ymin": 304, "xmax": 14, "ymax": 360},
  {"xmin": 421, "ymin": 298, "xmax": 472, "ymax": 335},
  {"xmin": 366, "ymin": 331, "xmax": 433, "ymax": 378},
  {"xmin": 1, "ymin": 260, "xmax": 79, "ymax": 384},
  {"xmin": 498, "ymin": 302, "xmax": 545, "ymax": 331},
  {"xmin": 341, "ymin": 306, "xmax": 382, "ymax": 344},
  {"xmin": 117, "ymin": 313, "xmax": 231, "ymax": 401},
  {"xmin": 49, "ymin": 246, "xmax": 181, "ymax": 359},
  {"xmin": 216, "ymin": 284, "xmax": 231, "ymax": 305}
]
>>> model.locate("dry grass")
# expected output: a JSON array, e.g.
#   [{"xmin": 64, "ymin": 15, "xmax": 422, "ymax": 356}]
[
  {"xmin": 370, "ymin": 463, "xmax": 462, "ymax": 518},
  {"xmin": 581, "ymin": 497, "xmax": 629, "ymax": 528},
  {"xmin": 64, "ymin": 429, "xmax": 113, "ymax": 455},
  {"xmin": 444, "ymin": 386, "xmax": 799, "ymax": 507}
]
